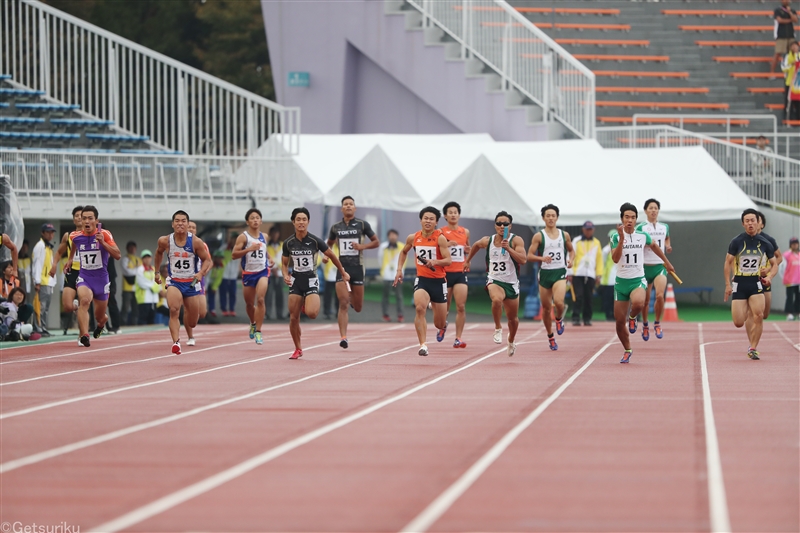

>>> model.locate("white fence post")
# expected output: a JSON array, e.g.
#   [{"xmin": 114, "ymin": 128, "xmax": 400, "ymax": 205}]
[{"xmin": 38, "ymin": 13, "xmax": 49, "ymax": 95}]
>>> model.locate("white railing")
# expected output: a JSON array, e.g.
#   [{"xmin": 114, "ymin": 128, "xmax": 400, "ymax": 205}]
[
  {"xmin": 0, "ymin": 149, "xmax": 304, "ymax": 210},
  {"xmin": 0, "ymin": 0, "xmax": 300, "ymax": 157},
  {"xmin": 597, "ymin": 125, "xmax": 800, "ymax": 215},
  {"xmin": 408, "ymin": 0, "xmax": 595, "ymax": 138}
]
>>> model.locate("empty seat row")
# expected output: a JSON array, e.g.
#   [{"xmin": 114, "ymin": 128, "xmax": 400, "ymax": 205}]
[
  {"xmin": 15, "ymin": 103, "xmax": 80, "ymax": 111},
  {"xmin": 86, "ymin": 133, "xmax": 150, "ymax": 142},
  {"xmin": 596, "ymin": 101, "xmax": 729, "ymax": 110},
  {"xmin": 679, "ymin": 25, "xmax": 800, "ymax": 32},
  {"xmin": 0, "ymin": 117, "xmax": 45, "ymax": 124},
  {"xmin": 0, "ymin": 132, "xmax": 80, "ymax": 140},
  {"xmin": 599, "ymin": 117, "xmax": 750, "ymax": 125},
  {"xmin": 0, "ymin": 88, "xmax": 45, "ymax": 97},
  {"xmin": 662, "ymin": 9, "xmax": 773, "ymax": 17}
]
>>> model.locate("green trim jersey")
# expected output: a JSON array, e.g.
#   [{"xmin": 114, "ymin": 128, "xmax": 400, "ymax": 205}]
[
  {"xmin": 538, "ymin": 229, "xmax": 567, "ymax": 270},
  {"xmin": 727, "ymin": 232, "xmax": 775, "ymax": 278},
  {"xmin": 636, "ymin": 221, "xmax": 669, "ymax": 265},
  {"xmin": 610, "ymin": 230, "xmax": 652, "ymax": 280},
  {"xmin": 485, "ymin": 234, "xmax": 520, "ymax": 284}
]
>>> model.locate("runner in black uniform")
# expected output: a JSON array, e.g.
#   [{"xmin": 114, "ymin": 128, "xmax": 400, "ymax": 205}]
[
  {"xmin": 724, "ymin": 208, "xmax": 778, "ymax": 360},
  {"xmin": 282, "ymin": 207, "xmax": 349, "ymax": 360},
  {"xmin": 325, "ymin": 196, "xmax": 379, "ymax": 349},
  {"xmin": 755, "ymin": 211, "xmax": 782, "ymax": 320}
]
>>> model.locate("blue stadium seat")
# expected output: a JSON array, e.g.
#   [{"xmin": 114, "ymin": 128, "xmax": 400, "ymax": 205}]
[
  {"xmin": 0, "ymin": 117, "xmax": 45, "ymax": 124},
  {"xmin": 0, "ymin": 103, "xmax": 9, "ymax": 108},
  {"xmin": 0, "ymin": 131, "xmax": 80, "ymax": 140},
  {"xmin": 0, "ymin": 75, "xmax": 11, "ymax": 80},
  {"xmin": 86, "ymin": 133, "xmax": 150, "ymax": 142},
  {"xmin": 20, "ymin": 147, "xmax": 115, "ymax": 153},
  {"xmin": 16, "ymin": 103, "xmax": 80, "ymax": 111},
  {"xmin": 51, "ymin": 118, "xmax": 114, "ymax": 126},
  {"xmin": 0, "ymin": 88, "xmax": 45, "ymax": 96},
  {"xmin": 119, "ymin": 149, "xmax": 183, "ymax": 155}
]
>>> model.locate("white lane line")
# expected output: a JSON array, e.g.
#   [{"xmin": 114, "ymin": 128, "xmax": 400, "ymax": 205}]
[
  {"xmin": 89, "ymin": 332, "xmax": 542, "ymax": 533},
  {"xmin": 771, "ymin": 323, "xmax": 800, "ymax": 351},
  {"xmin": 0, "ymin": 333, "xmax": 286, "ymax": 386},
  {"xmin": 0, "ymin": 344, "xmax": 419, "ymax": 474},
  {"xmin": 698, "ymin": 323, "xmax": 732, "ymax": 533},
  {"xmin": 0, "ymin": 326, "xmax": 403, "ymax": 420},
  {"xmin": 400, "ymin": 334, "xmax": 617, "ymax": 533}
]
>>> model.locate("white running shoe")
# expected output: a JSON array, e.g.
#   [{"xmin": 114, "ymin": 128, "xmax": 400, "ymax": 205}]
[
  {"xmin": 788, "ymin": 314, "xmax": 795, "ymax": 321},
  {"xmin": 72, "ymin": 299, "xmax": 79, "ymax": 311},
  {"xmin": 508, "ymin": 342, "xmax": 516, "ymax": 357},
  {"xmin": 187, "ymin": 338, "xmax": 196, "ymax": 346},
  {"xmin": 493, "ymin": 328, "xmax": 502, "ymax": 344},
  {"xmin": 418, "ymin": 344, "xmax": 429, "ymax": 356}
]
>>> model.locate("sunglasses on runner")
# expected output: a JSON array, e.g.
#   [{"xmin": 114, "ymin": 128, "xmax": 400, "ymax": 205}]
[{"xmin": 495, "ymin": 221, "xmax": 510, "ymax": 226}]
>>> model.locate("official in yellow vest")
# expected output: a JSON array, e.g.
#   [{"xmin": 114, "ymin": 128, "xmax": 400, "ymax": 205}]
[
  {"xmin": 135, "ymin": 249, "xmax": 164, "ymax": 325},
  {"xmin": 31, "ymin": 223, "xmax": 57, "ymax": 335},
  {"xmin": 569, "ymin": 221, "xmax": 603, "ymax": 326},
  {"xmin": 379, "ymin": 229, "xmax": 406, "ymax": 322},
  {"xmin": 120, "ymin": 241, "xmax": 142, "ymax": 326}
]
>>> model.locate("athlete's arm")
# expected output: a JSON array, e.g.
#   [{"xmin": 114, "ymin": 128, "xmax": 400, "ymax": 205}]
[
  {"xmin": 464, "ymin": 229, "xmax": 471, "ymax": 257},
  {"xmin": 1, "ymin": 234, "xmax": 18, "ymax": 277},
  {"xmin": 281, "ymin": 255, "xmax": 292, "ymax": 286},
  {"xmin": 665, "ymin": 235, "xmax": 672, "ymax": 254},
  {"xmin": 96, "ymin": 230, "xmax": 121, "ymax": 261},
  {"xmin": 431, "ymin": 234, "xmax": 452, "ymax": 269},
  {"xmin": 527, "ymin": 233, "xmax": 546, "ymax": 263},
  {"xmin": 611, "ymin": 226, "xmax": 625, "ymax": 264},
  {"xmin": 323, "ymin": 248, "xmax": 350, "ymax": 283},
  {"xmin": 354, "ymin": 233, "xmax": 380, "ymax": 251},
  {"xmin": 463, "ymin": 236, "xmax": 489, "ymax": 272},
  {"xmin": 723, "ymin": 253, "xmax": 735, "ymax": 302},
  {"xmin": 394, "ymin": 234, "xmax": 414, "ymax": 286},
  {"xmin": 193, "ymin": 236, "xmax": 213, "ymax": 281},
  {"xmin": 153, "ymin": 236, "xmax": 170, "ymax": 285},
  {"xmin": 647, "ymin": 242, "xmax": 674, "ymax": 273},
  {"xmin": 49, "ymin": 232, "xmax": 70, "ymax": 277},
  {"xmin": 230, "ymin": 233, "xmax": 252, "ymax": 260},
  {"xmin": 564, "ymin": 232, "xmax": 575, "ymax": 269},
  {"xmin": 507, "ymin": 235, "xmax": 528, "ymax": 265}
]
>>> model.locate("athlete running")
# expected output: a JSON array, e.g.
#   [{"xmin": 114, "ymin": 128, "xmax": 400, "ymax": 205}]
[
  {"xmin": 441, "ymin": 201, "xmax": 471, "ymax": 348},
  {"xmin": 724, "ymin": 208, "xmax": 779, "ymax": 360},
  {"xmin": 283, "ymin": 207, "xmax": 349, "ymax": 360},
  {"xmin": 324, "ymin": 196, "xmax": 379, "ymax": 349},
  {"xmin": 49, "ymin": 205, "xmax": 84, "ymax": 316},
  {"xmin": 153, "ymin": 211, "xmax": 212, "ymax": 355},
  {"xmin": 637, "ymin": 198, "xmax": 672, "ymax": 341},
  {"xmin": 611, "ymin": 202, "xmax": 674, "ymax": 363},
  {"xmin": 394, "ymin": 206, "xmax": 452, "ymax": 356},
  {"xmin": 183, "ymin": 220, "xmax": 210, "ymax": 346},
  {"xmin": 755, "ymin": 211, "xmax": 782, "ymax": 321},
  {"xmin": 231, "ymin": 209, "xmax": 270, "ymax": 345},
  {"xmin": 464, "ymin": 211, "xmax": 527, "ymax": 356},
  {"xmin": 527, "ymin": 204, "xmax": 575, "ymax": 351},
  {"xmin": 67, "ymin": 206, "xmax": 121, "ymax": 347}
]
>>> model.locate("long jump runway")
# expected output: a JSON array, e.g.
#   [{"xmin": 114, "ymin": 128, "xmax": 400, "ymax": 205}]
[{"xmin": 0, "ymin": 320, "xmax": 797, "ymax": 532}]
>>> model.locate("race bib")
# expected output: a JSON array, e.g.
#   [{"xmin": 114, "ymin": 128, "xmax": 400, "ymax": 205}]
[
  {"xmin": 292, "ymin": 254, "xmax": 314, "ymax": 273},
  {"xmin": 308, "ymin": 277, "xmax": 319, "ymax": 289},
  {"xmin": 416, "ymin": 246, "xmax": 436, "ymax": 265},
  {"xmin": 340, "ymin": 238, "xmax": 358, "ymax": 256},
  {"xmin": 738, "ymin": 255, "xmax": 760, "ymax": 274},
  {"xmin": 449, "ymin": 245, "xmax": 464, "ymax": 262},
  {"xmin": 80, "ymin": 251, "xmax": 102, "ymax": 270}
]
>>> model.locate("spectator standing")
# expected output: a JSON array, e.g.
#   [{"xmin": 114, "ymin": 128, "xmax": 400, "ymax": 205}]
[
  {"xmin": 599, "ymin": 229, "xmax": 618, "ymax": 321},
  {"xmin": 31, "ymin": 223, "xmax": 56, "ymax": 335},
  {"xmin": 220, "ymin": 234, "xmax": 239, "ymax": 316},
  {"xmin": 379, "ymin": 229, "xmax": 405, "ymax": 322},
  {"xmin": 780, "ymin": 40, "xmax": 799, "ymax": 119},
  {"xmin": 750, "ymin": 136, "xmax": 774, "ymax": 203},
  {"xmin": 570, "ymin": 221, "xmax": 603, "ymax": 326},
  {"xmin": 120, "ymin": 241, "xmax": 141, "ymax": 325},
  {"xmin": 206, "ymin": 251, "xmax": 225, "ymax": 317},
  {"xmin": 772, "ymin": 0, "xmax": 798, "ymax": 73},
  {"xmin": 783, "ymin": 237, "xmax": 800, "ymax": 319},
  {"xmin": 106, "ymin": 255, "xmax": 121, "ymax": 333},
  {"xmin": 265, "ymin": 226, "xmax": 285, "ymax": 320},
  {"xmin": 154, "ymin": 264, "xmax": 170, "ymax": 326},
  {"xmin": 135, "ymin": 249, "xmax": 164, "ymax": 325}
]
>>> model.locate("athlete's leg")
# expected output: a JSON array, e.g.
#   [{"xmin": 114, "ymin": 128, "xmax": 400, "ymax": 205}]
[
  {"xmin": 488, "ymin": 284, "xmax": 506, "ymax": 330},
  {"xmin": 503, "ymin": 297, "xmax": 520, "ymax": 343},
  {"xmin": 303, "ymin": 293, "xmax": 320, "ymax": 319},
  {"xmin": 452, "ymin": 283, "xmax": 468, "ymax": 340},
  {"xmin": 350, "ymin": 284, "xmax": 364, "ymax": 313},
  {"xmin": 746, "ymin": 294, "xmax": 766, "ymax": 349},
  {"xmin": 288, "ymin": 294, "xmax": 304, "ymax": 349},
  {"xmin": 243, "ymin": 285, "xmax": 256, "ymax": 324},
  {"xmin": 653, "ymin": 274, "xmax": 667, "ymax": 322},
  {"xmin": 76, "ymin": 286, "xmax": 93, "ymax": 337},
  {"xmin": 414, "ymin": 289, "xmax": 431, "ymax": 346},
  {"xmin": 552, "ymin": 280, "xmax": 567, "ymax": 320},
  {"xmin": 166, "ymin": 286, "xmax": 184, "ymax": 343},
  {"xmin": 336, "ymin": 281, "xmax": 351, "ymax": 338},
  {"xmin": 539, "ymin": 285, "xmax": 554, "ymax": 335},
  {"xmin": 764, "ymin": 291, "xmax": 772, "ymax": 320},
  {"xmin": 731, "ymin": 299, "xmax": 749, "ymax": 328},
  {"xmin": 183, "ymin": 295, "xmax": 201, "ymax": 329},
  {"xmin": 93, "ymin": 299, "xmax": 108, "ymax": 329},
  {"xmin": 629, "ymin": 287, "xmax": 646, "ymax": 321},
  {"xmin": 62, "ymin": 286, "xmax": 77, "ymax": 313},
  {"xmin": 642, "ymin": 282, "xmax": 652, "ymax": 324},
  {"xmin": 614, "ymin": 300, "xmax": 632, "ymax": 350},
  {"xmin": 254, "ymin": 276, "xmax": 269, "ymax": 331}
]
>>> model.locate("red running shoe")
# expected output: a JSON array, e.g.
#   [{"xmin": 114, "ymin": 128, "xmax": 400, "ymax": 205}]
[
  {"xmin": 172, "ymin": 341, "xmax": 182, "ymax": 355},
  {"xmin": 289, "ymin": 349, "xmax": 303, "ymax": 360}
]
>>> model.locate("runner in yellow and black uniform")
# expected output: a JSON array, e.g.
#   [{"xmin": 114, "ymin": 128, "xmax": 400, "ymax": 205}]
[{"xmin": 49, "ymin": 206, "xmax": 84, "ymax": 314}]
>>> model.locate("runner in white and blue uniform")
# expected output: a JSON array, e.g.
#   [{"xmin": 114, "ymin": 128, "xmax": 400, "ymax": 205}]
[
  {"xmin": 231, "ymin": 208, "xmax": 270, "ymax": 345},
  {"xmin": 154, "ymin": 210, "xmax": 212, "ymax": 355}
]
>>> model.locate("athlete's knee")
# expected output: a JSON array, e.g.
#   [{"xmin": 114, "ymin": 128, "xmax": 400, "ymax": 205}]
[
  {"xmin": 507, "ymin": 315, "xmax": 519, "ymax": 326},
  {"xmin": 456, "ymin": 302, "xmax": 466, "ymax": 313},
  {"xmin": 655, "ymin": 294, "xmax": 665, "ymax": 304},
  {"xmin": 79, "ymin": 296, "xmax": 91, "ymax": 307},
  {"xmin": 733, "ymin": 318, "xmax": 745, "ymax": 328},
  {"xmin": 352, "ymin": 302, "xmax": 363, "ymax": 312},
  {"xmin": 305, "ymin": 308, "xmax": 319, "ymax": 319},
  {"xmin": 339, "ymin": 299, "xmax": 349, "ymax": 310}
]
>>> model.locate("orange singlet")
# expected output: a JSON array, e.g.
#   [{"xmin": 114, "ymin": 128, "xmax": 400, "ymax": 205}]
[
  {"xmin": 413, "ymin": 229, "xmax": 446, "ymax": 279},
  {"xmin": 441, "ymin": 225, "xmax": 468, "ymax": 273}
]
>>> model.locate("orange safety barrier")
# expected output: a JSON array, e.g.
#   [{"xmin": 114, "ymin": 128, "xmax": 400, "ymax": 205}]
[
  {"xmin": 696, "ymin": 40, "xmax": 773, "ymax": 47},
  {"xmin": 747, "ymin": 87, "xmax": 784, "ymax": 93},
  {"xmin": 555, "ymin": 38, "xmax": 650, "ymax": 46},
  {"xmin": 784, "ymin": 120, "xmax": 800, "ymax": 126},
  {"xmin": 534, "ymin": 22, "xmax": 631, "ymax": 31},
  {"xmin": 728, "ymin": 138, "xmax": 771, "ymax": 145},
  {"xmin": 573, "ymin": 54, "xmax": 669, "ymax": 62},
  {"xmin": 599, "ymin": 116, "xmax": 750, "ymax": 125},
  {"xmin": 765, "ymin": 103, "xmax": 785, "ymax": 110},
  {"xmin": 680, "ymin": 25, "xmax": 800, "ymax": 31},
  {"xmin": 593, "ymin": 70, "xmax": 690, "ymax": 78},
  {"xmin": 596, "ymin": 101, "xmax": 730, "ymax": 110},
  {"xmin": 615, "ymin": 137, "xmax": 707, "ymax": 145},
  {"xmin": 663, "ymin": 9, "xmax": 773, "ymax": 17},
  {"xmin": 713, "ymin": 56, "xmax": 772, "ymax": 62},
  {"xmin": 517, "ymin": 7, "xmax": 620, "ymax": 15},
  {"xmin": 730, "ymin": 72, "xmax": 784, "ymax": 79},
  {"xmin": 594, "ymin": 86, "xmax": 709, "ymax": 94}
]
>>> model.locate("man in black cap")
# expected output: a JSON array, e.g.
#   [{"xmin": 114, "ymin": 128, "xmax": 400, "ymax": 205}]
[
  {"xmin": 569, "ymin": 221, "xmax": 603, "ymax": 326},
  {"xmin": 31, "ymin": 223, "xmax": 57, "ymax": 335}
]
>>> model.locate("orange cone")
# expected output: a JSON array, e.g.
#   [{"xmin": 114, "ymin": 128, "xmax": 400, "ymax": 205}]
[{"xmin": 662, "ymin": 283, "xmax": 680, "ymax": 322}]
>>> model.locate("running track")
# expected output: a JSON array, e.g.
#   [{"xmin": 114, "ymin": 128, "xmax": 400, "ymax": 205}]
[{"xmin": 0, "ymin": 320, "xmax": 797, "ymax": 532}]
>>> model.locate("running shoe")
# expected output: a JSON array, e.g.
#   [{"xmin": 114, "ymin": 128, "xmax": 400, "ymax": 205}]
[
  {"xmin": 249, "ymin": 323, "xmax": 256, "ymax": 339},
  {"xmin": 72, "ymin": 299, "xmax": 79, "ymax": 311},
  {"xmin": 289, "ymin": 349, "xmax": 303, "ymax": 360},
  {"xmin": 92, "ymin": 324, "xmax": 105, "ymax": 339},
  {"xmin": 427, "ymin": 302, "xmax": 432, "ymax": 310},
  {"xmin": 340, "ymin": 338, "xmax": 349, "ymax": 349},
  {"xmin": 209, "ymin": 311, "xmax": 217, "ymax": 318},
  {"xmin": 548, "ymin": 336, "xmax": 558, "ymax": 351},
  {"xmin": 418, "ymin": 344, "xmax": 429, "ymax": 356},
  {"xmin": 747, "ymin": 348, "xmax": 760, "ymax": 360},
  {"xmin": 507, "ymin": 342, "xmax": 516, "ymax": 357},
  {"xmin": 383, "ymin": 315, "xmax": 391, "ymax": 322},
  {"xmin": 620, "ymin": 350, "xmax": 632, "ymax": 364},
  {"xmin": 628, "ymin": 315, "xmax": 637, "ymax": 334},
  {"xmin": 229, "ymin": 311, "xmax": 237, "ymax": 318},
  {"xmin": 398, "ymin": 316, "xmax": 404, "ymax": 323},
  {"xmin": 78, "ymin": 335, "xmax": 90, "ymax": 347},
  {"xmin": 654, "ymin": 322, "xmax": 663, "ymax": 339},
  {"xmin": 222, "ymin": 311, "xmax": 230, "ymax": 317},
  {"xmin": 642, "ymin": 322, "xmax": 650, "ymax": 342},
  {"xmin": 436, "ymin": 322, "xmax": 448, "ymax": 342},
  {"xmin": 493, "ymin": 328, "xmax": 502, "ymax": 344},
  {"xmin": 555, "ymin": 317, "xmax": 565, "ymax": 335},
  {"xmin": 453, "ymin": 338, "xmax": 467, "ymax": 348},
  {"xmin": 255, "ymin": 332, "xmax": 263, "ymax": 345},
  {"xmin": 172, "ymin": 341, "xmax": 182, "ymax": 355},
  {"xmin": 187, "ymin": 338, "xmax": 196, "ymax": 347}
]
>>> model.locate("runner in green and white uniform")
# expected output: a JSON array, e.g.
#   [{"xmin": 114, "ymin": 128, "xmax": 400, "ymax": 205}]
[
  {"xmin": 636, "ymin": 198, "xmax": 672, "ymax": 341},
  {"xmin": 611, "ymin": 202, "xmax": 674, "ymax": 364},
  {"xmin": 527, "ymin": 204, "xmax": 574, "ymax": 351},
  {"xmin": 464, "ymin": 210, "xmax": 527, "ymax": 357}
]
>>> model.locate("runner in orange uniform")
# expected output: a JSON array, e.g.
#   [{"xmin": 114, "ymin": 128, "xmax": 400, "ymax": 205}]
[{"xmin": 441, "ymin": 201, "xmax": 470, "ymax": 348}]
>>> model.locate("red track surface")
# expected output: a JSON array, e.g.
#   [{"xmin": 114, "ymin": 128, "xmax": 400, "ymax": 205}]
[{"xmin": 0, "ymin": 321, "xmax": 797, "ymax": 532}]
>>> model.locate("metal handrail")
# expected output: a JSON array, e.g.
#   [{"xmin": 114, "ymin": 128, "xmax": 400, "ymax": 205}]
[
  {"xmin": 409, "ymin": 0, "xmax": 595, "ymax": 138},
  {"xmin": 1, "ymin": 0, "xmax": 300, "ymax": 156}
]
